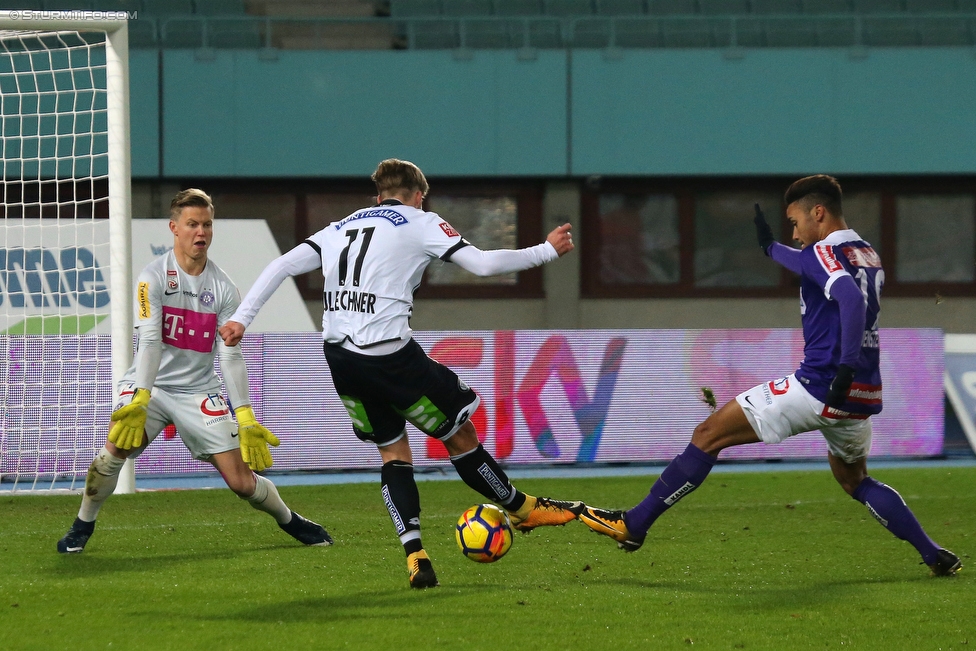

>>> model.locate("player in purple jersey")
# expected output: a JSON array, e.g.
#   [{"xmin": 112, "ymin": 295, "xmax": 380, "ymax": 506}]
[{"xmin": 580, "ymin": 175, "xmax": 960, "ymax": 577}]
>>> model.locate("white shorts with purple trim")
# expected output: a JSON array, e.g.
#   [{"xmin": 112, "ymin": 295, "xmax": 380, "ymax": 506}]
[{"xmin": 735, "ymin": 374, "xmax": 872, "ymax": 464}]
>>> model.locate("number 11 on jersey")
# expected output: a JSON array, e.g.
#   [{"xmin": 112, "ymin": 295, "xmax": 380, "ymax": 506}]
[{"xmin": 338, "ymin": 227, "xmax": 375, "ymax": 287}]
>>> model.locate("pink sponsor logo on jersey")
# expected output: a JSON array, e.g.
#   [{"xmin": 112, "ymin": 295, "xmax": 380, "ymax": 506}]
[
  {"xmin": 439, "ymin": 222, "xmax": 460, "ymax": 238},
  {"xmin": 815, "ymin": 244, "xmax": 843, "ymax": 273},
  {"xmin": 161, "ymin": 306, "xmax": 217, "ymax": 353}
]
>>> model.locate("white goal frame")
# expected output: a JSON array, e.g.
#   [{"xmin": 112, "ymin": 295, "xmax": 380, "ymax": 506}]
[{"xmin": 0, "ymin": 11, "xmax": 133, "ymax": 492}]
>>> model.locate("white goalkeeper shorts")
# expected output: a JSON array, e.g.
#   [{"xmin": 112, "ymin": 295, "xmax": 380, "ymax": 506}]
[
  {"xmin": 114, "ymin": 381, "xmax": 238, "ymax": 461},
  {"xmin": 735, "ymin": 374, "xmax": 873, "ymax": 464}
]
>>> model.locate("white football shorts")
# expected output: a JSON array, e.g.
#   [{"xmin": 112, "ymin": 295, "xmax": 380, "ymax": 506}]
[
  {"xmin": 114, "ymin": 381, "xmax": 239, "ymax": 461},
  {"xmin": 735, "ymin": 374, "xmax": 872, "ymax": 464}
]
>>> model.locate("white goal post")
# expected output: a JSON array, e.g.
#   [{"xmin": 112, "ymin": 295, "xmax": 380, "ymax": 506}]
[{"xmin": 0, "ymin": 11, "xmax": 133, "ymax": 492}]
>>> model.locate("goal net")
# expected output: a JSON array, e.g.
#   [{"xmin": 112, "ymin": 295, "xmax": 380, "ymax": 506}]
[{"xmin": 0, "ymin": 13, "xmax": 131, "ymax": 491}]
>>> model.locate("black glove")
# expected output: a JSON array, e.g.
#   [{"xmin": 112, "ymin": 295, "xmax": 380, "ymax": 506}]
[
  {"xmin": 753, "ymin": 203, "xmax": 774, "ymax": 256},
  {"xmin": 825, "ymin": 364, "xmax": 855, "ymax": 409}
]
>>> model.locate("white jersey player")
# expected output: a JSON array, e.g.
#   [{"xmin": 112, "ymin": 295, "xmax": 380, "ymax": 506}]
[
  {"xmin": 221, "ymin": 159, "xmax": 584, "ymax": 589},
  {"xmin": 57, "ymin": 189, "xmax": 330, "ymax": 554},
  {"xmin": 233, "ymin": 196, "xmax": 558, "ymax": 354}
]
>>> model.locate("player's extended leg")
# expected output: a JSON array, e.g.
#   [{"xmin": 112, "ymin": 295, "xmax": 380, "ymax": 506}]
[
  {"xmin": 444, "ymin": 421, "xmax": 584, "ymax": 532},
  {"xmin": 829, "ymin": 453, "xmax": 961, "ymax": 576},
  {"xmin": 210, "ymin": 451, "xmax": 331, "ymax": 546},
  {"xmin": 376, "ymin": 435, "xmax": 438, "ymax": 589},
  {"xmin": 581, "ymin": 398, "xmax": 759, "ymax": 551},
  {"xmin": 56, "ymin": 442, "xmax": 129, "ymax": 554}
]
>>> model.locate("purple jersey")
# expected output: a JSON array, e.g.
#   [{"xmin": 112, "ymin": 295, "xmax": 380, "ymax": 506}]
[{"xmin": 793, "ymin": 229, "xmax": 883, "ymax": 417}]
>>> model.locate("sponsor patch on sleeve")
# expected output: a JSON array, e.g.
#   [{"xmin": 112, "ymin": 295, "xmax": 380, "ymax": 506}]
[
  {"xmin": 137, "ymin": 282, "xmax": 151, "ymax": 319},
  {"xmin": 815, "ymin": 243, "xmax": 843, "ymax": 273},
  {"xmin": 842, "ymin": 245, "xmax": 882, "ymax": 268},
  {"xmin": 439, "ymin": 222, "xmax": 460, "ymax": 238}
]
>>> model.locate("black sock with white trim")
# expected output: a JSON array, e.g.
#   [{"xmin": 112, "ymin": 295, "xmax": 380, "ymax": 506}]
[
  {"xmin": 381, "ymin": 460, "xmax": 423, "ymax": 555},
  {"xmin": 450, "ymin": 444, "xmax": 527, "ymax": 512}
]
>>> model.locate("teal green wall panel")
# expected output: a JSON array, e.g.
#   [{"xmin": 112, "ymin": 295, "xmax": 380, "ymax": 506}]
[
  {"xmin": 833, "ymin": 49, "xmax": 976, "ymax": 173},
  {"xmin": 162, "ymin": 51, "xmax": 236, "ymax": 176},
  {"xmin": 161, "ymin": 50, "xmax": 567, "ymax": 177},
  {"xmin": 129, "ymin": 50, "xmax": 159, "ymax": 178},
  {"xmin": 151, "ymin": 48, "xmax": 976, "ymax": 178},
  {"xmin": 571, "ymin": 48, "xmax": 976, "ymax": 176}
]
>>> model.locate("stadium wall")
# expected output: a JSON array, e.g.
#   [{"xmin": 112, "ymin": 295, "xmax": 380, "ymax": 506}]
[
  {"xmin": 128, "ymin": 48, "xmax": 976, "ymax": 178},
  {"xmin": 130, "ymin": 50, "xmax": 159, "ymax": 178},
  {"xmin": 406, "ymin": 181, "xmax": 976, "ymax": 334},
  {"xmin": 126, "ymin": 48, "xmax": 976, "ymax": 334}
]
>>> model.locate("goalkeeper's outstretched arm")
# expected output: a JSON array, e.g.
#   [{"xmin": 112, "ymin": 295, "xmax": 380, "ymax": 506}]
[{"xmin": 219, "ymin": 243, "xmax": 321, "ymax": 346}]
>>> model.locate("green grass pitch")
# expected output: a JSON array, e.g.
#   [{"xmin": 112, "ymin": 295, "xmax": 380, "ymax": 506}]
[{"xmin": 1, "ymin": 467, "xmax": 972, "ymax": 651}]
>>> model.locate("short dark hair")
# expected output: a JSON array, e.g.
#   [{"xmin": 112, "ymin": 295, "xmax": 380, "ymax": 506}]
[
  {"xmin": 372, "ymin": 159, "xmax": 429, "ymax": 198},
  {"xmin": 170, "ymin": 188, "xmax": 214, "ymax": 220},
  {"xmin": 784, "ymin": 174, "xmax": 843, "ymax": 217}
]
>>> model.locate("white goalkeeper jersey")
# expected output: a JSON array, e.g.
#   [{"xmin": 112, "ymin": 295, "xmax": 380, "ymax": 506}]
[
  {"xmin": 121, "ymin": 250, "xmax": 241, "ymax": 393},
  {"xmin": 304, "ymin": 201, "xmax": 468, "ymax": 350}
]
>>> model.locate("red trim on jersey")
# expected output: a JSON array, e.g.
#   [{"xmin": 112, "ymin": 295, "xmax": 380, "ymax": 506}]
[
  {"xmin": 815, "ymin": 243, "xmax": 843, "ymax": 273},
  {"xmin": 820, "ymin": 405, "xmax": 871, "ymax": 420},
  {"xmin": 846, "ymin": 382, "xmax": 882, "ymax": 404}
]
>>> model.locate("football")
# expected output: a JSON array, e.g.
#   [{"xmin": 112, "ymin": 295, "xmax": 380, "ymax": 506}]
[{"xmin": 455, "ymin": 504, "xmax": 514, "ymax": 563}]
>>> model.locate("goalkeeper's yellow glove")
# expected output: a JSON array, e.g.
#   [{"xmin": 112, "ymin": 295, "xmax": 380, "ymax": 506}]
[
  {"xmin": 108, "ymin": 388, "xmax": 150, "ymax": 450},
  {"xmin": 235, "ymin": 405, "xmax": 280, "ymax": 472}
]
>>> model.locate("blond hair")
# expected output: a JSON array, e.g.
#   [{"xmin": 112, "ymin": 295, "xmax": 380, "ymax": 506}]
[
  {"xmin": 170, "ymin": 188, "xmax": 214, "ymax": 220},
  {"xmin": 371, "ymin": 159, "xmax": 429, "ymax": 198}
]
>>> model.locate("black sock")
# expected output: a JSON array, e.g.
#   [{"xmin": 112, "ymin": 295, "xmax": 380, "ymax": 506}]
[
  {"xmin": 72, "ymin": 517, "xmax": 95, "ymax": 533},
  {"xmin": 450, "ymin": 444, "xmax": 526, "ymax": 512},
  {"xmin": 381, "ymin": 460, "xmax": 422, "ymax": 555}
]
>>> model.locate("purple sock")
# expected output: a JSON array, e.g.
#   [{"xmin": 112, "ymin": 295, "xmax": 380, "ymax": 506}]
[
  {"xmin": 852, "ymin": 476, "xmax": 941, "ymax": 565},
  {"xmin": 625, "ymin": 443, "xmax": 716, "ymax": 537}
]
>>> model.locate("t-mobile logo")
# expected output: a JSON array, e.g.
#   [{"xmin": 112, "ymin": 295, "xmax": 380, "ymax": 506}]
[
  {"xmin": 161, "ymin": 306, "xmax": 217, "ymax": 353},
  {"xmin": 163, "ymin": 313, "xmax": 184, "ymax": 339}
]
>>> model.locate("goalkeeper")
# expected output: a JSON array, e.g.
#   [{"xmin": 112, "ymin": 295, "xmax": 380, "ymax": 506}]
[{"xmin": 57, "ymin": 189, "xmax": 330, "ymax": 554}]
